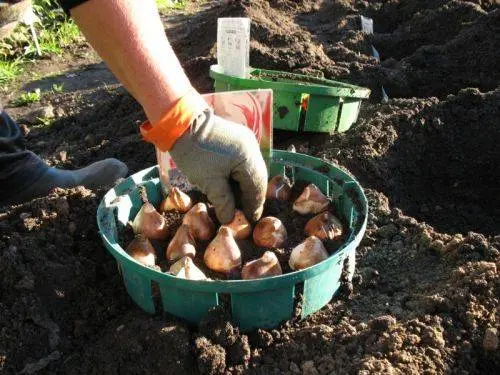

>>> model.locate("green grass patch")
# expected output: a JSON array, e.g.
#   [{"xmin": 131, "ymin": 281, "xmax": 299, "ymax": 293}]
[
  {"xmin": 13, "ymin": 88, "xmax": 42, "ymax": 106},
  {"xmin": 0, "ymin": 0, "xmax": 83, "ymax": 85},
  {"xmin": 156, "ymin": 0, "xmax": 189, "ymax": 11},
  {"xmin": 51, "ymin": 83, "xmax": 64, "ymax": 93},
  {"xmin": 0, "ymin": 59, "xmax": 23, "ymax": 84}
]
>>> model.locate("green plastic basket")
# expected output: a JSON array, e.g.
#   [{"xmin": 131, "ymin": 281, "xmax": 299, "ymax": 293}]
[
  {"xmin": 96, "ymin": 151, "xmax": 367, "ymax": 331},
  {"xmin": 209, "ymin": 65, "xmax": 371, "ymax": 133}
]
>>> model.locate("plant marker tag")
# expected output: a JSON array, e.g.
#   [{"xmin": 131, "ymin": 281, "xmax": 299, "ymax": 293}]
[
  {"xmin": 217, "ymin": 18, "xmax": 251, "ymax": 78},
  {"xmin": 20, "ymin": 4, "xmax": 41, "ymax": 56},
  {"xmin": 360, "ymin": 15, "xmax": 373, "ymax": 34}
]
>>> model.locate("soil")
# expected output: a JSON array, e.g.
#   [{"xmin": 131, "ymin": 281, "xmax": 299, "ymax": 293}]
[{"xmin": 1, "ymin": 0, "xmax": 499, "ymax": 374}]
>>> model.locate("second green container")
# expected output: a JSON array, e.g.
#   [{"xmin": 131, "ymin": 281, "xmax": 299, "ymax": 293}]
[{"xmin": 209, "ymin": 65, "xmax": 371, "ymax": 133}]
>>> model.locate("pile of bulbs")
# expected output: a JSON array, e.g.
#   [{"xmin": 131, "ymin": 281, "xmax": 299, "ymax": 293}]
[{"xmin": 126, "ymin": 175, "xmax": 344, "ymax": 281}]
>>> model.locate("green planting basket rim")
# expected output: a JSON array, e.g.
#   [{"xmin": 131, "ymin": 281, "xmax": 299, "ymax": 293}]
[
  {"xmin": 209, "ymin": 64, "xmax": 371, "ymax": 99},
  {"xmin": 97, "ymin": 150, "xmax": 367, "ymax": 294}
]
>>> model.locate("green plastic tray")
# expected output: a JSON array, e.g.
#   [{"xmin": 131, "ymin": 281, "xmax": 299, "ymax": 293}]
[
  {"xmin": 96, "ymin": 151, "xmax": 367, "ymax": 331},
  {"xmin": 209, "ymin": 65, "xmax": 371, "ymax": 133}
]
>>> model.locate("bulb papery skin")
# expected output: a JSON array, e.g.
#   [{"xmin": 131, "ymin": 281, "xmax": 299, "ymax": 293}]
[
  {"xmin": 241, "ymin": 251, "xmax": 282, "ymax": 280},
  {"xmin": 226, "ymin": 209, "xmax": 252, "ymax": 240},
  {"xmin": 304, "ymin": 212, "xmax": 344, "ymax": 240},
  {"xmin": 166, "ymin": 224, "xmax": 196, "ymax": 261},
  {"xmin": 130, "ymin": 202, "xmax": 168, "ymax": 240},
  {"xmin": 292, "ymin": 184, "xmax": 330, "ymax": 215},
  {"xmin": 183, "ymin": 203, "xmax": 216, "ymax": 241},
  {"xmin": 289, "ymin": 236, "xmax": 329, "ymax": 271},
  {"xmin": 126, "ymin": 234, "xmax": 157, "ymax": 267},
  {"xmin": 160, "ymin": 187, "xmax": 193, "ymax": 213},
  {"xmin": 266, "ymin": 175, "xmax": 292, "ymax": 201},
  {"xmin": 204, "ymin": 226, "xmax": 242, "ymax": 274},
  {"xmin": 253, "ymin": 216, "xmax": 287, "ymax": 248},
  {"xmin": 170, "ymin": 256, "xmax": 207, "ymax": 280}
]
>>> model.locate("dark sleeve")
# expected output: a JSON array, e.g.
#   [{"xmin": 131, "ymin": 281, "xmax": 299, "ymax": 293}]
[{"xmin": 57, "ymin": 0, "xmax": 90, "ymax": 16}]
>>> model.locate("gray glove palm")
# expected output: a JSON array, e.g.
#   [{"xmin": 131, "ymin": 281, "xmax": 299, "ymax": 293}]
[{"xmin": 169, "ymin": 108, "xmax": 268, "ymax": 224}]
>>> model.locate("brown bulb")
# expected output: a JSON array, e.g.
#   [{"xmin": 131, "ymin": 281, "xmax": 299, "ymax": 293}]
[
  {"xmin": 160, "ymin": 187, "xmax": 193, "ymax": 213},
  {"xmin": 182, "ymin": 203, "xmax": 216, "ymax": 241},
  {"xmin": 165, "ymin": 224, "xmax": 196, "ymax": 261},
  {"xmin": 170, "ymin": 256, "xmax": 207, "ymax": 280},
  {"xmin": 130, "ymin": 202, "xmax": 168, "ymax": 240},
  {"xmin": 292, "ymin": 184, "xmax": 329, "ymax": 215},
  {"xmin": 253, "ymin": 216, "xmax": 287, "ymax": 248},
  {"xmin": 241, "ymin": 251, "xmax": 282, "ymax": 280},
  {"xmin": 226, "ymin": 209, "xmax": 251, "ymax": 240},
  {"xmin": 305, "ymin": 212, "xmax": 343, "ymax": 240},
  {"xmin": 204, "ymin": 226, "xmax": 242, "ymax": 274},
  {"xmin": 289, "ymin": 236, "xmax": 328, "ymax": 271},
  {"xmin": 266, "ymin": 175, "xmax": 291, "ymax": 201},
  {"xmin": 126, "ymin": 234, "xmax": 156, "ymax": 267}
]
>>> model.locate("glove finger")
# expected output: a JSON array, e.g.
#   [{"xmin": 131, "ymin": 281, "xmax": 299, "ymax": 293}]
[
  {"xmin": 231, "ymin": 154, "xmax": 268, "ymax": 222},
  {"xmin": 202, "ymin": 177, "xmax": 236, "ymax": 225}
]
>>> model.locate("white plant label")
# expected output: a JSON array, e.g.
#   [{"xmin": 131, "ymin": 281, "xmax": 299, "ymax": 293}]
[
  {"xmin": 360, "ymin": 15, "xmax": 374, "ymax": 34},
  {"xmin": 217, "ymin": 18, "xmax": 251, "ymax": 78}
]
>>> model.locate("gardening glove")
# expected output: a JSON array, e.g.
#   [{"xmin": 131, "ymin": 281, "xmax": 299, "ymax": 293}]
[{"xmin": 140, "ymin": 89, "xmax": 268, "ymax": 224}]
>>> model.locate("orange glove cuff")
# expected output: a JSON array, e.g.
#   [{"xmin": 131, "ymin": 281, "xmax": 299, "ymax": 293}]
[{"xmin": 140, "ymin": 90, "xmax": 207, "ymax": 151}]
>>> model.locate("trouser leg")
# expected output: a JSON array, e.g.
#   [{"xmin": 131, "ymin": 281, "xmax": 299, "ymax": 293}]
[{"xmin": 0, "ymin": 110, "xmax": 48, "ymax": 201}]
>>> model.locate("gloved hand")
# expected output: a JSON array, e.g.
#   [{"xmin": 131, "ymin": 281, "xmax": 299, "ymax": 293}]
[
  {"xmin": 170, "ymin": 109, "xmax": 267, "ymax": 223},
  {"xmin": 141, "ymin": 90, "xmax": 268, "ymax": 224}
]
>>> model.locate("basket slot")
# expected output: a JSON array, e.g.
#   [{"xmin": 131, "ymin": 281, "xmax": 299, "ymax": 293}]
[
  {"xmin": 97, "ymin": 207, "xmax": 118, "ymax": 242},
  {"xmin": 345, "ymin": 247, "xmax": 356, "ymax": 282},
  {"xmin": 304, "ymin": 95, "xmax": 340, "ymax": 133},
  {"xmin": 273, "ymin": 92, "xmax": 302, "ymax": 131},
  {"xmin": 121, "ymin": 265, "xmax": 155, "ymax": 314},
  {"xmin": 301, "ymin": 259, "xmax": 343, "ymax": 318},
  {"xmin": 231, "ymin": 285, "xmax": 295, "ymax": 332},
  {"xmin": 269, "ymin": 163, "xmax": 286, "ymax": 179},
  {"xmin": 159, "ymin": 284, "xmax": 218, "ymax": 324},
  {"xmin": 337, "ymin": 98, "xmax": 361, "ymax": 133},
  {"xmin": 338, "ymin": 194, "xmax": 355, "ymax": 230},
  {"xmin": 294, "ymin": 167, "xmax": 328, "ymax": 193},
  {"xmin": 119, "ymin": 180, "xmax": 164, "ymax": 224}
]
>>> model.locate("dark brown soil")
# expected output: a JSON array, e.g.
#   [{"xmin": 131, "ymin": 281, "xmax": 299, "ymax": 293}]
[{"xmin": 1, "ymin": 1, "xmax": 499, "ymax": 374}]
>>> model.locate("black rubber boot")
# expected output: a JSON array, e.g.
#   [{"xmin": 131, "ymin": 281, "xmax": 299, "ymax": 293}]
[{"xmin": 0, "ymin": 110, "xmax": 128, "ymax": 207}]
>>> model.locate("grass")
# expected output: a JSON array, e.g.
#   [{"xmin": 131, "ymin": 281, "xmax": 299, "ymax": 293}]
[
  {"xmin": 0, "ymin": 59, "xmax": 23, "ymax": 84},
  {"xmin": 13, "ymin": 88, "xmax": 42, "ymax": 106},
  {"xmin": 51, "ymin": 83, "xmax": 64, "ymax": 93},
  {"xmin": 12, "ymin": 84, "xmax": 63, "ymax": 106},
  {"xmin": 0, "ymin": 0, "xmax": 83, "ymax": 85},
  {"xmin": 0, "ymin": 0, "xmax": 191, "ymax": 86},
  {"xmin": 156, "ymin": 0, "xmax": 190, "ymax": 11},
  {"xmin": 37, "ymin": 116, "xmax": 55, "ymax": 128}
]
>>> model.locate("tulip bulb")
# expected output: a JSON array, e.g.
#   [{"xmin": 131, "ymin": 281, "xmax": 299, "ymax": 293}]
[
  {"xmin": 166, "ymin": 224, "xmax": 196, "ymax": 261},
  {"xmin": 130, "ymin": 202, "xmax": 168, "ymax": 240},
  {"xmin": 183, "ymin": 203, "xmax": 216, "ymax": 241},
  {"xmin": 226, "ymin": 209, "xmax": 251, "ymax": 240},
  {"xmin": 253, "ymin": 216, "xmax": 287, "ymax": 248},
  {"xmin": 293, "ymin": 184, "xmax": 330, "ymax": 215},
  {"xmin": 266, "ymin": 175, "xmax": 292, "ymax": 201},
  {"xmin": 289, "ymin": 236, "xmax": 329, "ymax": 270},
  {"xmin": 305, "ymin": 212, "xmax": 344, "ymax": 240},
  {"xmin": 170, "ymin": 256, "xmax": 207, "ymax": 280},
  {"xmin": 160, "ymin": 187, "xmax": 193, "ymax": 213},
  {"xmin": 204, "ymin": 226, "xmax": 242, "ymax": 274},
  {"xmin": 241, "ymin": 251, "xmax": 282, "ymax": 280},
  {"xmin": 126, "ymin": 234, "xmax": 156, "ymax": 267}
]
